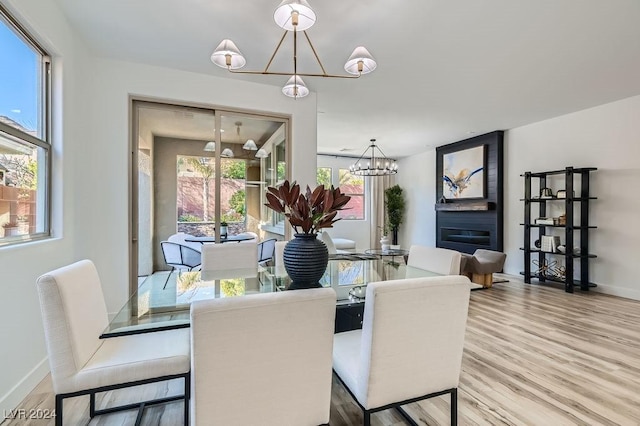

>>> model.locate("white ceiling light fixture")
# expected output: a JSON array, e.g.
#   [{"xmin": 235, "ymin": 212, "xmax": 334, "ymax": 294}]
[
  {"xmin": 282, "ymin": 75, "xmax": 309, "ymax": 98},
  {"xmin": 273, "ymin": 0, "xmax": 316, "ymax": 31},
  {"xmin": 210, "ymin": 39, "xmax": 246, "ymax": 70},
  {"xmin": 255, "ymin": 148, "xmax": 269, "ymax": 159},
  {"xmin": 203, "ymin": 141, "xmax": 216, "ymax": 152},
  {"xmin": 211, "ymin": 0, "xmax": 377, "ymax": 99},
  {"xmin": 234, "ymin": 121, "xmax": 258, "ymax": 151},
  {"xmin": 243, "ymin": 139, "xmax": 258, "ymax": 150},
  {"xmin": 349, "ymin": 139, "xmax": 398, "ymax": 176},
  {"xmin": 221, "ymin": 148, "xmax": 234, "ymax": 158}
]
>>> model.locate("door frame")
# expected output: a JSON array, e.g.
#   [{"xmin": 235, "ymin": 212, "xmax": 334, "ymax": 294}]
[{"xmin": 129, "ymin": 96, "xmax": 291, "ymax": 296}]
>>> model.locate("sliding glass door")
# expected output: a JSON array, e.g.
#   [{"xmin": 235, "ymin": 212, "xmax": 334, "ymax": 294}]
[{"xmin": 131, "ymin": 101, "xmax": 289, "ymax": 294}]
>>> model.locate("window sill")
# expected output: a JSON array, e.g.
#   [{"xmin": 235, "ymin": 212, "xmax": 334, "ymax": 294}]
[{"xmin": 260, "ymin": 223, "xmax": 285, "ymax": 236}]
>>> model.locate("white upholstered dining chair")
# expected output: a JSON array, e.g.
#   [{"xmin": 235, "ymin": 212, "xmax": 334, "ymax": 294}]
[
  {"xmin": 201, "ymin": 241, "xmax": 258, "ymax": 271},
  {"xmin": 190, "ymin": 287, "xmax": 337, "ymax": 425},
  {"xmin": 319, "ymin": 232, "xmax": 351, "ymax": 255},
  {"xmin": 36, "ymin": 260, "xmax": 190, "ymax": 426},
  {"xmin": 332, "ymin": 275, "xmax": 471, "ymax": 426},
  {"xmin": 407, "ymin": 244, "xmax": 462, "ymax": 275},
  {"xmin": 274, "ymin": 240, "xmax": 287, "ymax": 266}
]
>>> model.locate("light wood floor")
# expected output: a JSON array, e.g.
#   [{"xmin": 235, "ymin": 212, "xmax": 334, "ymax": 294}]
[{"xmin": 4, "ymin": 275, "xmax": 640, "ymax": 425}]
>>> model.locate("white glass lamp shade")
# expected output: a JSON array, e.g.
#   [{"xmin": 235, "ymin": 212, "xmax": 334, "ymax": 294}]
[
  {"xmin": 211, "ymin": 39, "xmax": 246, "ymax": 70},
  {"xmin": 242, "ymin": 139, "xmax": 258, "ymax": 150},
  {"xmin": 255, "ymin": 148, "xmax": 269, "ymax": 159},
  {"xmin": 204, "ymin": 141, "xmax": 216, "ymax": 152},
  {"xmin": 344, "ymin": 46, "xmax": 377, "ymax": 75},
  {"xmin": 274, "ymin": 0, "xmax": 316, "ymax": 31},
  {"xmin": 282, "ymin": 75, "xmax": 309, "ymax": 98},
  {"xmin": 221, "ymin": 148, "xmax": 234, "ymax": 158}
]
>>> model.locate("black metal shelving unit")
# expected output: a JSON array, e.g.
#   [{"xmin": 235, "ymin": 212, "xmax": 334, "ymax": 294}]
[{"xmin": 520, "ymin": 167, "xmax": 597, "ymax": 293}]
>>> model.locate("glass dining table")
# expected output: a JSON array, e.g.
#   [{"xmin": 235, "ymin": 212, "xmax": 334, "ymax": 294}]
[{"xmin": 101, "ymin": 258, "xmax": 440, "ymax": 338}]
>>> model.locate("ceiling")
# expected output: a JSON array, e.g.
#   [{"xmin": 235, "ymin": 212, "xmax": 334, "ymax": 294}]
[
  {"xmin": 55, "ymin": 0, "xmax": 640, "ymax": 158},
  {"xmin": 137, "ymin": 103, "xmax": 282, "ymax": 151}
]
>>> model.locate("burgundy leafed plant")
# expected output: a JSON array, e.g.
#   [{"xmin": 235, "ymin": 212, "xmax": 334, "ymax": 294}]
[{"xmin": 264, "ymin": 180, "xmax": 351, "ymax": 235}]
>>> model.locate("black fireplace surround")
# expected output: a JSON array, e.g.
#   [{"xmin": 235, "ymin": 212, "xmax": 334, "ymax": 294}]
[{"xmin": 435, "ymin": 131, "xmax": 504, "ymax": 254}]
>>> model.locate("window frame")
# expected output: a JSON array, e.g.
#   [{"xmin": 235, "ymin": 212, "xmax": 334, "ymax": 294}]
[{"xmin": 0, "ymin": 5, "xmax": 52, "ymax": 246}]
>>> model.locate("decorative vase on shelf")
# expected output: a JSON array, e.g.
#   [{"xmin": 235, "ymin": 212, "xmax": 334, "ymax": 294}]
[
  {"xmin": 283, "ymin": 234, "xmax": 328, "ymax": 289},
  {"xmin": 380, "ymin": 234, "xmax": 391, "ymax": 251}
]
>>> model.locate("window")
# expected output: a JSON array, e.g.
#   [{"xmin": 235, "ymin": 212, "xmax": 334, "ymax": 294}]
[
  {"xmin": 0, "ymin": 7, "xmax": 51, "ymax": 245},
  {"xmin": 316, "ymin": 166, "xmax": 365, "ymax": 220},
  {"xmin": 338, "ymin": 169, "xmax": 365, "ymax": 220}
]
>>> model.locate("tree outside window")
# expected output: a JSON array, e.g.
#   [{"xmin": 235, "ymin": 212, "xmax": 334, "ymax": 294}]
[{"xmin": 338, "ymin": 169, "xmax": 365, "ymax": 220}]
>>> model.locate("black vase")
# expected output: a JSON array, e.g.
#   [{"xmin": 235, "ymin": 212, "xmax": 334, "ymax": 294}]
[{"xmin": 283, "ymin": 234, "xmax": 329, "ymax": 289}]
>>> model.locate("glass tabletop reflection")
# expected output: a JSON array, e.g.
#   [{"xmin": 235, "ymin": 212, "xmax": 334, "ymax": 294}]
[{"xmin": 101, "ymin": 259, "xmax": 439, "ymax": 338}]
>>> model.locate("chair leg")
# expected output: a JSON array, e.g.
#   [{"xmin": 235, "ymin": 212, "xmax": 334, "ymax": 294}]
[
  {"xmin": 55, "ymin": 394, "xmax": 63, "ymax": 426},
  {"xmin": 134, "ymin": 403, "xmax": 146, "ymax": 426},
  {"xmin": 89, "ymin": 392, "xmax": 96, "ymax": 417},
  {"xmin": 396, "ymin": 406, "xmax": 419, "ymax": 426},
  {"xmin": 163, "ymin": 267, "xmax": 174, "ymax": 290},
  {"xmin": 184, "ymin": 372, "xmax": 190, "ymax": 425},
  {"xmin": 363, "ymin": 410, "xmax": 371, "ymax": 426},
  {"xmin": 451, "ymin": 388, "xmax": 458, "ymax": 426}
]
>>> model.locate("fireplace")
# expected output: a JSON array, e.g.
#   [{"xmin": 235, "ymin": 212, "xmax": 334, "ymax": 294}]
[
  {"xmin": 436, "ymin": 212, "xmax": 500, "ymax": 254},
  {"xmin": 435, "ymin": 131, "xmax": 504, "ymax": 255},
  {"xmin": 441, "ymin": 228, "xmax": 490, "ymax": 246}
]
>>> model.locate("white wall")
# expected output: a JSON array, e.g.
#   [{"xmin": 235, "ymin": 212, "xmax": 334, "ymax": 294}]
[
  {"xmin": 504, "ymin": 95, "xmax": 640, "ymax": 300},
  {"xmin": 0, "ymin": 0, "xmax": 88, "ymax": 415},
  {"xmin": 398, "ymin": 95, "xmax": 640, "ymax": 300},
  {"xmin": 0, "ymin": 0, "xmax": 318, "ymax": 413},
  {"xmin": 75, "ymin": 58, "xmax": 317, "ymax": 312},
  {"xmin": 396, "ymin": 150, "xmax": 437, "ymax": 248},
  {"xmin": 317, "ymin": 155, "xmax": 370, "ymax": 249}
]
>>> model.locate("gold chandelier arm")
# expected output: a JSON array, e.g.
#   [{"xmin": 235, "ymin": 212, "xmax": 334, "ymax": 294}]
[
  {"xmin": 303, "ymin": 31, "xmax": 328, "ymax": 76},
  {"xmin": 227, "ymin": 69, "xmax": 360, "ymax": 79},
  {"xmin": 263, "ymin": 30, "xmax": 289, "ymax": 73}
]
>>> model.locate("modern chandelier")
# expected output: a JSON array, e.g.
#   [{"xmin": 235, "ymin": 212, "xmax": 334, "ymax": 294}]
[
  {"xmin": 349, "ymin": 139, "xmax": 398, "ymax": 176},
  {"xmin": 210, "ymin": 0, "xmax": 377, "ymax": 99}
]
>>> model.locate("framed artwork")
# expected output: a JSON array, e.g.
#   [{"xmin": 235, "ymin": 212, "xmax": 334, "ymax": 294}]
[{"xmin": 442, "ymin": 145, "xmax": 485, "ymax": 199}]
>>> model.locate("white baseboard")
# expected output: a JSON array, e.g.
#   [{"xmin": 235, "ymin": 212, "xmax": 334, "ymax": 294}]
[
  {"xmin": 0, "ymin": 357, "xmax": 49, "ymax": 419},
  {"xmin": 591, "ymin": 283, "xmax": 640, "ymax": 301},
  {"xmin": 502, "ymin": 269, "xmax": 640, "ymax": 301}
]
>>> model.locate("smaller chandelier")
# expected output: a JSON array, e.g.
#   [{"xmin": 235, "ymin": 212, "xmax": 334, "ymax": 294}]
[
  {"xmin": 349, "ymin": 139, "xmax": 398, "ymax": 176},
  {"xmin": 211, "ymin": 0, "xmax": 377, "ymax": 99}
]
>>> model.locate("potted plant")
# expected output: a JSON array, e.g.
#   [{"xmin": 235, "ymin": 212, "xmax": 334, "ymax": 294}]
[
  {"xmin": 385, "ymin": 185, "xmax": 405, "ymax": 246},
  {"xmin": 265, "ymin": 180, "xmax": 350, "ymax": 288},
  {"xmin": 220, "ymin": 221, "xmax": 228, "ymax": 238},
  {"xmin": 2, "ymin": 221, "xmax": 20, "ymax": 237}
]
